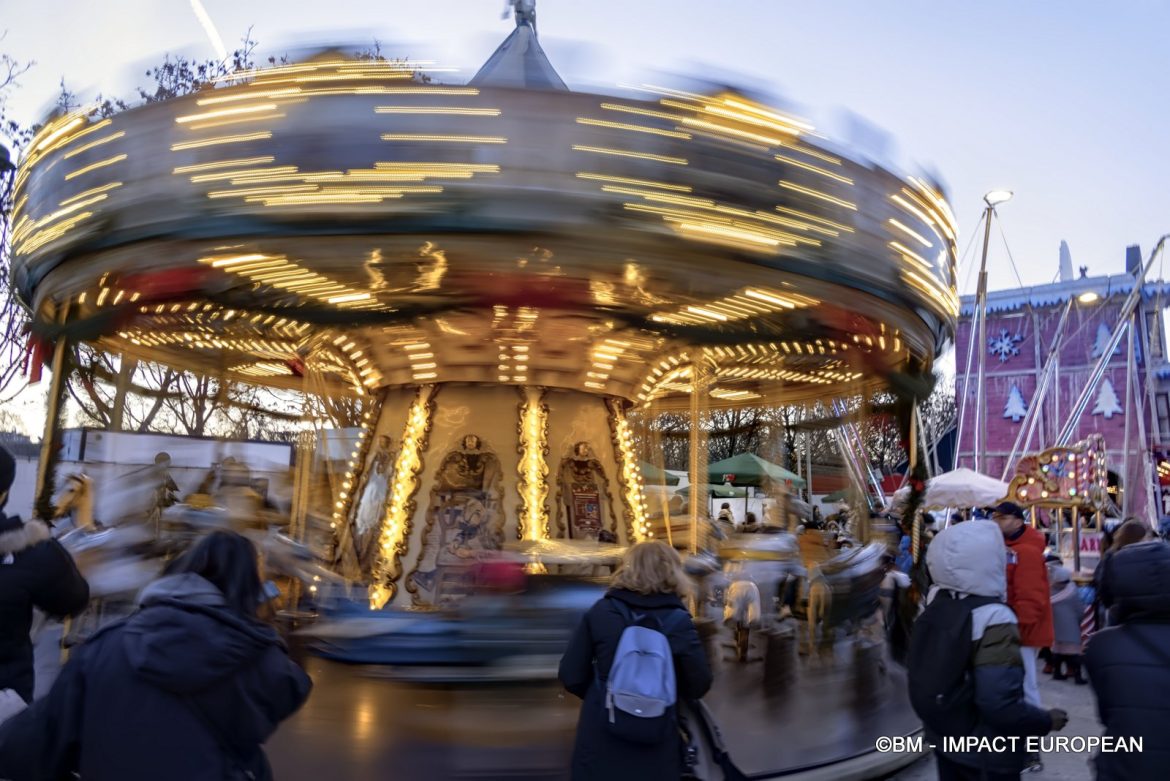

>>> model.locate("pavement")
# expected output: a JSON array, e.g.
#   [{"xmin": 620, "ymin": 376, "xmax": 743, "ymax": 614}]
[{"xmin": 891, "ymin": 671, "xmax": 1102, "ymax": 781}]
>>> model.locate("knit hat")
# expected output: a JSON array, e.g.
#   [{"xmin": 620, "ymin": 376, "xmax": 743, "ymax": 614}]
[
  {"xmin": 992, "ymin": 501, "xmax": 1026, "ymax": 519},
  {"xmin": 0, "ymin": 446, "xmax": 15, "ymax": 508}
]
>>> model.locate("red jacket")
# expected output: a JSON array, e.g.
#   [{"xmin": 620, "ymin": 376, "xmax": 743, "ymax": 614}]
[{"xmin": 1004, "ymin": 525, "xmax": 1054, "ymax": 648}]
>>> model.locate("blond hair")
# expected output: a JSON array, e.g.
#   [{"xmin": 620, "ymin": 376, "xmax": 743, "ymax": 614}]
[{"xmin": 611, "ymin": 540, "xmax": 690, "ymax": 597}]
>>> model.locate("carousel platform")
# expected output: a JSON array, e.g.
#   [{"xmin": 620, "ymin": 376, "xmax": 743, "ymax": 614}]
[{"xmin": 267, "ymin": 620, "xmax": 923, "ymax": 780}]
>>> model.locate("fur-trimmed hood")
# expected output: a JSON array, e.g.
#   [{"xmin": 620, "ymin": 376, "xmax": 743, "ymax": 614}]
[
  {"xmin": 926, "ymin": 520, "xmax": 1007, "ymax": 599},
  {"xmin": 0, "ymin": 518, "xmax": 50, "ymax": 557}
]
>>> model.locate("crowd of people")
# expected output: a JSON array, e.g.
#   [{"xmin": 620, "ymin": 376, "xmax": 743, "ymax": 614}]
[{"xmin": 2, "ymin": 435, "xmax": 1169, "ymax": 780}]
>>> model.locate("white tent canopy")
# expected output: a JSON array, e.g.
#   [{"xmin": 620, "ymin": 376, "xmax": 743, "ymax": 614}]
[{"xmin": 893, "ymin": 467, "xmax": 1009, "ymax": 510}]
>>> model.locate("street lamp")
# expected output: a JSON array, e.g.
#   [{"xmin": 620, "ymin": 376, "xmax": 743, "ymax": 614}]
[
  {"xmin": 983, "ymin": 189, "xmax": 1014, "ymax": 207},
  {"xmin": 970, "ymin": 189, "xmax": 1013, "ymax": 474}
]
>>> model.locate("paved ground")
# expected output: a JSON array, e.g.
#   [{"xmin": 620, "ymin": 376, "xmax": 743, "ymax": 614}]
[{"xmin": 891, "ymin": 671, "xmax": 1102, "ymax": 781}]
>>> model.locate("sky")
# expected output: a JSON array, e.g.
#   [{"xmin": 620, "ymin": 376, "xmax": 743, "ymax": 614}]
[
  {"xmin": 1, "ymin": 0, "xmax": 1168, "ymax": 434},
  {"xmin": 4, "ymin": 0, "xmax": 1169, "ymax": 292}
]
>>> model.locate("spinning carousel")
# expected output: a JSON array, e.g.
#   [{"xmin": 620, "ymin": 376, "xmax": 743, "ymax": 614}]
[{"xmin": 12, "ymin": 3, "xmax": 958, "ymax": 777}]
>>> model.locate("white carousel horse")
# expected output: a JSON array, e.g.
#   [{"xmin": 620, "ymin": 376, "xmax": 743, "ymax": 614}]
[{"xmin": 723, "ymin": 579, "xmax": 762, "ymax": 663}]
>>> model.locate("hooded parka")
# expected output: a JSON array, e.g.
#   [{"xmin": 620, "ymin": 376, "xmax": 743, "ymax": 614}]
[
  {"xmin": 558, "ymin": 588, "xmax": 712, "ymax": 781},
  {"xmin": 0, "ymin": 573, "xmax": 311, "ymax": 780},
  {"xmin": 920, "ymin": 521, "xmax": 1054, "ymax": 775},
  {"xmin": 0, "ymin": 517, "xmax": 89, "ymax": 703},
  {"xmin": 1085, "ymin": 541, "xmax": 1170, "ymax": 781}
]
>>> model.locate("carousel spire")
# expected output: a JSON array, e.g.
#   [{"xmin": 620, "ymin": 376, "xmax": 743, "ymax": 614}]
[{"xmin": 471, "ymin": 0, "xmax": 567, "ymax": 90}]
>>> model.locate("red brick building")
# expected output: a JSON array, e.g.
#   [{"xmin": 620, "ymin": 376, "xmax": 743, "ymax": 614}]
[{"xmin": 955, "ymin": 245, "xmax": 1170, "ymax": 519}]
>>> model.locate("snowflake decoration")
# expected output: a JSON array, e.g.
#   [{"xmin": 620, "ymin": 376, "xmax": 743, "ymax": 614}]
[{"xmin": 988, "ymin": 329, "xmax": 1022, "ymax": 362}]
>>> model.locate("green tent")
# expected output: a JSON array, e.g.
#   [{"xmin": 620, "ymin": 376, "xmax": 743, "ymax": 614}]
[
  {"xmin": 823, "ymin": 487, "xmax": 853, "ymax": 503},
  {"xmin": 674, "ymin": 483, "xmax": 747, "ymax": 499},
  {"xmin": 640, "ymin": 461, "xmax": 681, "ymax": 486},
  {"xmin": 707, "ymin": 453, "xmax": 806, "ymax": 490}
]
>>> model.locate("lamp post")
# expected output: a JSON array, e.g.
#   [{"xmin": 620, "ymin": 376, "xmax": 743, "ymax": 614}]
[{"xmin": 973, "ymin": 190, "xmax": 1013, "ymax": 474}]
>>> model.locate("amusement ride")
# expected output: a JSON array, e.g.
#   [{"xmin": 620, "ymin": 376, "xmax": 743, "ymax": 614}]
[{"xmin": 8, "ymin": 2, "xmax": 965, "ymax": 777}]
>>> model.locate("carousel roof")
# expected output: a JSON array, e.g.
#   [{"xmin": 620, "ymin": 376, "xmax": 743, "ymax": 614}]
[
  {"xmin": 10, "ymin": 12, "xmax": 958, "ymax": 405},
  {"xmin": 470, "ymin": 11, "xmax": 567, "ymax": 91}
]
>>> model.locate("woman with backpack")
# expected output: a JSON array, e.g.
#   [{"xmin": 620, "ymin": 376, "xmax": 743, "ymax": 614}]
[
  {"xmin": 0, "ymin": 530, "xmax": 311, "ymax": 780},
  {"xmin": 559, "ymin": 540, "xmax": 713, "ymax": 780}
]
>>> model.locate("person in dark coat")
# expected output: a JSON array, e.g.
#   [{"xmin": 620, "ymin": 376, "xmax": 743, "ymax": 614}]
[
  {"xmin": 915, "ymin": 521, "xmax": 1065, "ymax": 780},
  {"xmin": 0, "ymin": 529, "xmax": 311, "ymax": 780},
  {"xmin": 1085, "ymin": 540, "xmax": 1170, "ymax": 781},
  {"xmin": 558, "ymin": 540, "xmax": 712, "ymax": 781},
  {"xmin": 0, "ymin": 446, "xmax": 90, "ymax": 704},
  {"xmin": 1094, "ymin": 518, "xmax": 1151, "ymax": 628}
]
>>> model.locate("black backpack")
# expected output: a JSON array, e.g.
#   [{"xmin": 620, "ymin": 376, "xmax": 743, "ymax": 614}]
[{"xmin": 907, "ymin": 591, "xmax": 1000, "ymax": 737}]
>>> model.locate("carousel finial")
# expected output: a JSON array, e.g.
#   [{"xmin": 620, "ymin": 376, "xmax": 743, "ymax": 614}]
[{"xmin": 504, "ymin": 0, "xmax": 538, "ymax": 31}]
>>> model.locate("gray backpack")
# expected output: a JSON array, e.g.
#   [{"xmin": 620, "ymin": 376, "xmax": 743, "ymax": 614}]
[{"xmin": 605, "ymin": 599, "xmax": 684, "ymax": 744}]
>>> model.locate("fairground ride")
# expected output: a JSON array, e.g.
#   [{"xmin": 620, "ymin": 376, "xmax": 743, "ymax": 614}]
[{"xmin": 10, "ymin": 5, "xmax": 958, "ymax": 777}]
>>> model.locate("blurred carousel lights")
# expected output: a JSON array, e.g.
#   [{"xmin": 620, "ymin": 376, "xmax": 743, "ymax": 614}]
[
  {"xmin": 585, "ymin": 338, "xmax": 630, "ymax": 391},
  {"xmin": 331, "ymin": 404, "xmax": 379, "ymax": 532},
  {"xmin": 635, "ymin": 352, "xmax": 690, "ymax": 406},
  {"xmin": 198, "ymin": 253, "xmax": 380, "ymax": 311},
  {"xmin": 649, "ymin": 287, "xmax": 818, "ymax": 326},
  {"xmin": 332, "ymin": 335, "xmax": 379, "ymax": 392},
  {"xmin": 402, "ymin": 341, "xmax": 437, "ymax": 383},
  {"xmin": 370, "ymin": 385, "xmax": 436, "ymax": 609},
  {"xmin": 492, "ymin": 306, "xmax": 538, "ymax": 384},
  {"xmin": 608, "ymin": 398, "xmax": 650, "ymax": 541},
  {"xmin": 516, "ymin": 387, "xmax": 551, "ymax": 541}
]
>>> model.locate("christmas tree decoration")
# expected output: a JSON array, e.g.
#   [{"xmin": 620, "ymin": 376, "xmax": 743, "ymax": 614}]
[
  {"xmin": 988, "ymin": 328, "xmax": 1022, "ymax": 362},
  {"xmin": 1003, "ymin": 384, "xmax": 1028, "ymax": 422},
  {"xmin": 1091, "ymin": 322, "xmax": 1121, "ymax": 358},
  {"xmin": 1091, "ymin": 377, "xmax": 1122, "ymax": 419}
]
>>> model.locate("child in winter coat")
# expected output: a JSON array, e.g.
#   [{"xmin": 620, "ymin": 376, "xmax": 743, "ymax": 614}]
[{"xmin": 1048, "ymin": 566, "xmax": 1087, "ymax": 684}]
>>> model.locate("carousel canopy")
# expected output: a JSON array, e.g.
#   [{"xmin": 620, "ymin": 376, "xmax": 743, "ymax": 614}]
[
  {"xmin": 707, "ymin": 453, "xmax": 805, "ymax": 489},
  {"xmin": 10, "ymin": 8, "xmax": 957, "ymax": 406}
]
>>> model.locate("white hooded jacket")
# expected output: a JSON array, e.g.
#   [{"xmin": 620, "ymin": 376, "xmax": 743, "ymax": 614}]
[
  {"xmin": 920, "ymin": 520, "xmax": 1053, "ymax": 773},
  {"xmin": 926, "ymin": 520, "xmax": 1018, "ymax": 643}
]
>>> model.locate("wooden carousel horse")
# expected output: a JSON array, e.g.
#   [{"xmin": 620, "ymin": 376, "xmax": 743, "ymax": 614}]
[{"xmin": 51, "ymin": 473, "xmax": 99, "ymax": 535}]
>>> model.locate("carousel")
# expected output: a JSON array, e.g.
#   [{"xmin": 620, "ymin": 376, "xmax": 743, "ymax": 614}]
[{"xmin": 11, "ymin": 2, "xmax": 958, "ymax": 778}]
